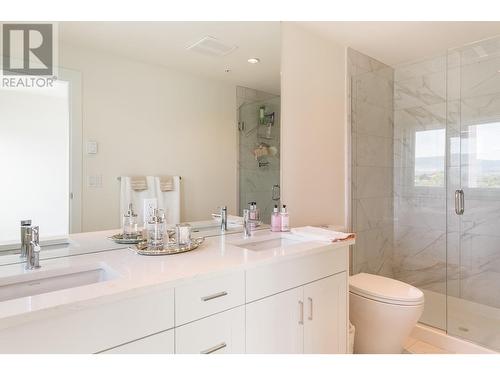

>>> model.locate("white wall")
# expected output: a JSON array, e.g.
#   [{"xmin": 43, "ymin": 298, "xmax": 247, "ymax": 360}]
[
  {"xmin": 280, "ymin": 23, "xmax": 347, "ymax": 228},
  {"xmin": 60, "ymin": 45, "xmax": 237, "ymax": 232}
]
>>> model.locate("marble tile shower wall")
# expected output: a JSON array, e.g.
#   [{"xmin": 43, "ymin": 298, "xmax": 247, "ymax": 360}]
[
  {"xmin": 349, "ymin": 48, "xmax": 395, "ymax": 277},
  {"xmin": 237, "ymin": 87, "xmax": 280, "ymax": 224},
  {"xmin": 392, "ymin": 55, "xmax": 448, "ymax": 302}
]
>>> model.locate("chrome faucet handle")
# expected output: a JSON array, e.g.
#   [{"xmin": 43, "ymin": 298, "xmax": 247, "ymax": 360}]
[
  {"xmin": 243, "ymin": 209, "xmax": 253, "ymax": 238},
  {"xmin": 220, "ymin": 206, "xmax": 228, "ymax": 232},
  {"xmin": 26, "ymin": 226, "xmax": 41, "ymax": 270},
  {"xmin": 32, "ymin": 226, "xmax": 39, "ymax": 245}
]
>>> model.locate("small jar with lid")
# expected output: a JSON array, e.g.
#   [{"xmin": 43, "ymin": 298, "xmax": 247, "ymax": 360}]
[
  {"xmin": 146, "ymin": 208, "xmax": 166, "ymax": 249},
  {"xmin": 122, "ymin": 203, "xmax": 138, "ymax": 239}
]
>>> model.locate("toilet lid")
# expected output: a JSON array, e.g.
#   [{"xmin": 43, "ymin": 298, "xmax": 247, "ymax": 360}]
[{"xmin": 349, "ymin": 273, "xmax": 424, "ymax": 306}]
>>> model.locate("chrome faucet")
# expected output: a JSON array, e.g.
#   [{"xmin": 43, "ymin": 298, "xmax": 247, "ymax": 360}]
[
  {"xmin": 25, "ymin": 225, "xmax": 41, "ymax": 270},
  {"xmin": 243, "ymin": 209, "xmax": 252, "ymax": 238},
  {"xmin": 220, "ymin": 206, "xmax": 228, "ymax": 232},
  {"xmin": 20, "ymin": 219, "xmax": 32, "ymax": 258}
]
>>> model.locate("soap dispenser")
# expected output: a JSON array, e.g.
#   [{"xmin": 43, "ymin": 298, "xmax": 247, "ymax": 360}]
[
  {"xmin": 280, "ymin": 204, "xmax": 290, "ymax": 232},
  {"xmin": 146, "ymin": 208, "xmax": 165, "ymax": 249},
  {"xmin": 271, "ymin": 204, "xmax": 281, "ymax": 232}
]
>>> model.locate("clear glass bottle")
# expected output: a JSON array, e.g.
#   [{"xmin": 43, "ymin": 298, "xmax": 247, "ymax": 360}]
[
  {"xmin": 122, "ymin": 203, "xmax": 138, "ymax": 239},
  {"xmin": 280, "ymin": 204, "xmax": 290, "ymax": 232},
  {"xmin": 146, "ymin": 208, "xmax": 165, "ymax": 249}
]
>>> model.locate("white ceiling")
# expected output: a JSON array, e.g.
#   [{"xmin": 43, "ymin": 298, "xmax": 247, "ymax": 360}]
[
  {"xmin": 60, "ymin": 22, "xmax": 281, "ymax": 95},
  {"xmin": 299, "ymin": 21, "xmax": 500, "ymax": 66},
  {"xmin": 60, "ymin": 22, "xmax": 500, "ymax": 92}
]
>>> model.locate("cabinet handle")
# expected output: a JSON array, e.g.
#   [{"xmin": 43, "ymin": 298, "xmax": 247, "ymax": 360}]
[
  {"xmin": 201, "ymin": 291, "xmax": 228, "ymax": 302},
  {"xmin": 308, "ymin": 297, "xmax": 313, "ymax": 321},
  {"xmin": 298, "ymin": 300, "xmax": 304, "ymax": 325},
  {"xmin": 200, "ymin": 342, "xmax": 227, "ymax": 354}
]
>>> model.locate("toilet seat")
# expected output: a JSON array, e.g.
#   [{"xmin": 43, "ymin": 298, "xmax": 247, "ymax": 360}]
[{"xmin": 349, "ymin": 273, "xmax": 424, "ymax": 306}]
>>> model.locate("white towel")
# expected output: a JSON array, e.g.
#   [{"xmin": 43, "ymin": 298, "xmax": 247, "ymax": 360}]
[
  {"xmin": 291, "ymin": 226, "xmax": 355, "ymax": 242},
  {"xmin": 120, "ymin": 175, "xmax": 181, "ymax": 226}
]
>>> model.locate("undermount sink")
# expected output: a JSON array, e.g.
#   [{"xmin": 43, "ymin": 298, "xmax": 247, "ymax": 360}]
[
  {"xmin": 234, "ymin": 237, "xmax": 301, "ymax": 251},
  {"xmin": 0, "ymin": 263, "xmax": 118, "ymax": 302}
]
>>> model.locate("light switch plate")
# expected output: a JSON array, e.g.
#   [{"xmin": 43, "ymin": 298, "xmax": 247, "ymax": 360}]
[
  {"xmin": 86, "ymin": 141, "xmax": 98, "ymax": 155},
  {"xmin": 87, "ymin": 175, "xmax": 103, "ymax": 188}
]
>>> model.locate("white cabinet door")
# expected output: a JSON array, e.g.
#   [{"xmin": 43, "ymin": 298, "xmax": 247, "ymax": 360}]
[
  {"xmin": 101, "ymin": 329, "xmax": 174, "ymax": 354},
  {"xmin": 246, "ymin": 287, "xmax": 304, "ymax": 354},
  {"xmin": 303, "ymin": 273, "xmax": 347, "ymax": 354},
  {"xmin": 175, "ymin": 306, "xmax": 245, "ymax": 354}
]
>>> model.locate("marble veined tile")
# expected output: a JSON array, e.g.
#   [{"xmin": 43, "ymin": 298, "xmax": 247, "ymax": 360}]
[
  {"xmin": 394, "ymin": 71, "xmax": 446, "ymax": 110},
  {"xmin": 354, "ymin": 71, "xmax": 393, "ymax": 110},
  {"xmin": 351, "ymin": 100, "xmax": 393, "ymax": 138},
  {"xmin": 354, "ymin": 197, "xmax": 393, "ymax": 232},
  {"xmin": 394, "ymin": 55, "xmax": 446, "ymax": 83},
  {"xmin": 354, "ymin": 133, "xmax": 393, "ymax": 168},
  {"xmin": 460, "ymin": 56, "xmax": 500, "ymax": 100},
  {"xmin": 354, "ymin": 224, "xmax": 394, "ymax": 277},
  {"xmin": 394, "ymin": 195, "xmax": 446, "ymax": 230},
  {"xmin": 354, "ymin": 166, "xmax": 393, "ymax": 199}
]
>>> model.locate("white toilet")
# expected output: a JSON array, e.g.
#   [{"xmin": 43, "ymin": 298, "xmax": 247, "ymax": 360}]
[{"xmin": 349, "ymin": 273, "xmax": 424, "ymax": 354}]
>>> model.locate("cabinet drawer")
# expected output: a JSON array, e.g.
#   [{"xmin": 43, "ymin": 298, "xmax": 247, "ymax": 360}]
[
  {"xmin": 101, "ymin": 329, "xmax": 174, "ymax": 354},
  {"xmin": 0, "ymin": 287, "xmax": 174, "ymax": 353},
  {"xmin": 175, "ymin": 270, "xmax": 245, "ymax": 325},
  {"xmin": 175, "ymin": 306, "xmax": 245, "ymax": 354},
  {"xmin": 246, "ymin": 245, "xmax": 348, "ymax": 302}
]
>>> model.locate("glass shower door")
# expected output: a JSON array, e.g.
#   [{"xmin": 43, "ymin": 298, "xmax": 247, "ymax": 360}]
[{"xmin": 447, "ymin": 37, "xmax": 500, "ymax": 351}]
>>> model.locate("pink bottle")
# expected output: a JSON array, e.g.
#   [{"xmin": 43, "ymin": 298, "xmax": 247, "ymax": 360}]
[{"xmin": 271, "ymin": 204, "xmax": 281, "ymax": 232}]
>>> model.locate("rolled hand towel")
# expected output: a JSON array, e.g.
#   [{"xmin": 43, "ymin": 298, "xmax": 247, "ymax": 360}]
[
  {"xmin": 159, "ymin": 175, "xmax": 174, "ymax": 192},
  {"xmin": 291, "ymin": 226, "xmax": 355, "ymax": 242},
  {"xmin": 130, "ymin": 176, "xmax": 148, "ymax": 191}
]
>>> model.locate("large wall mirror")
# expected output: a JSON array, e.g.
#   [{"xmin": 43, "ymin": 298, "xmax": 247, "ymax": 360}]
[{"xmin": 0, "ymin": 22, "xmax": 281, "ymax": 254}]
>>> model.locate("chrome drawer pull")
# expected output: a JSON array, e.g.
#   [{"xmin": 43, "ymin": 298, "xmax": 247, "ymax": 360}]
[
  {"xmin": 200, "ymin": 342, "xmax": 227, "ymax": 354},
  {"xmin": 298, "ymin": 300, "xmax": 304, "ymax": 325},
  {"xmin": 201, "ymin": 291, "xmax": 228, "ymax": 302},
  {"xmin": 308, "ymin": 297, "xmax": 313, "ymax": 321}
]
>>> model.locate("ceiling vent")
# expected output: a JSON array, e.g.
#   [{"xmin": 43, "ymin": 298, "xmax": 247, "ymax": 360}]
[{"xmin": 186, "ymin": 36, "xmax": 237, "ymax": 57}]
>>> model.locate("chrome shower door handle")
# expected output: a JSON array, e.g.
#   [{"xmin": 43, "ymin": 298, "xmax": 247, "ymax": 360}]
[{"xmin": 455, "ymin": 189, "xmax": 464, "ymax": 215}]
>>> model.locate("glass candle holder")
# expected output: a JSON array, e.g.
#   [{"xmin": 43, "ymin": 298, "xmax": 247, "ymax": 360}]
[{"xmin": 175, "ymin": 223, "xmax": 192, "ymax": 247}]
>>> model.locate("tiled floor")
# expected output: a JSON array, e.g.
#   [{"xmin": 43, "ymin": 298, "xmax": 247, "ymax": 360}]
[{"xmin": 403, "ymin": 337, "xmax": 452, "ymax": 354}]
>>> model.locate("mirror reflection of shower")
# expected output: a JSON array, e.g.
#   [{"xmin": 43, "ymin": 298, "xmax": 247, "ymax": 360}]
[{"xmin": 237, "ymin": 86, "xmax": 280, "ymax": 224}]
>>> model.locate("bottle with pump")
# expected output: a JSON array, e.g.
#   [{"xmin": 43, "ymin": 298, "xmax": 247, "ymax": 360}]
[
  {"xmin": 249, "ymin": 201, "xmax": 259, "ymax": 229},
  {"xmin": 280, "ymin": 204, "xmax": 290, "ymax": 232},
  {"xmin": 122, "ymin": 203, "xmax": 138, "ymax": 239},
  {"xmin": 271, "ymin": 204, "xmax": 281, "ymax": 232}
]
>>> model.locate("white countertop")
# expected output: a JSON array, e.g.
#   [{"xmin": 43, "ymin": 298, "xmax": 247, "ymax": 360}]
[{"xmin": 0, "ymin": 229, "xmax": 354, "ymax": 329}]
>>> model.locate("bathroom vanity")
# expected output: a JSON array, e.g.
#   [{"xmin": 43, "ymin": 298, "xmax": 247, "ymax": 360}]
[{"xmin": 0, "ymin": 230, "xmax": 352, "ymax": 354}]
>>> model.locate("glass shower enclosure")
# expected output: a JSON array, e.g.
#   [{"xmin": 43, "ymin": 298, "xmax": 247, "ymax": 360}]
[
  {"xmin": 446, "ymin": 37, "xmax": 500, "ymax": 350},
  {"xmin": 349, "ymin": 36, "xmax": 500, "ymax": 351}
]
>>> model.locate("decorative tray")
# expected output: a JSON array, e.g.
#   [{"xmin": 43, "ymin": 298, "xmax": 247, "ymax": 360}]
[
  {"xmin": 131, "ymin": 237, "xmax": 205, "ymax": 256},
  {"xmin": 109, "ymin": 234, "xmax": 145, "ymax": 244},
  {"xmin": 110, "ymin": 229, "xmax": 175, "ymax": 244}
]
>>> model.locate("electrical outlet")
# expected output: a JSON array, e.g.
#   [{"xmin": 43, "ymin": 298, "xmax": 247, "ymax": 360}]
[{"xmin": 143, "ymin": 198, "xmax": 157, "ymax": 223}]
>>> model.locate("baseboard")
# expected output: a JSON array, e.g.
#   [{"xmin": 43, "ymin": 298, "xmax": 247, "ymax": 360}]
[{"xmin": 410, "ymin": 323, "xmax": 498, "ymax": 354}]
